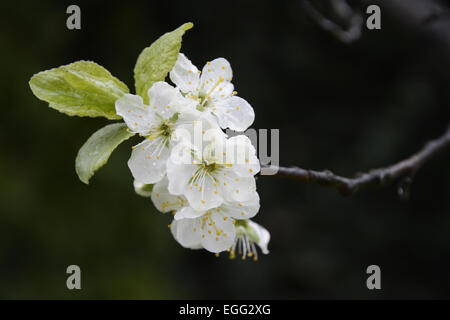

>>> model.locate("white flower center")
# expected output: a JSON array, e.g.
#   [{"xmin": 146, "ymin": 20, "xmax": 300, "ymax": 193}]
[
  {"xmin": 187, "ymin": 77, "xmax": 225, "ymax": 111},
  {"xmin": 190, "ymin": 161, "xmax": 223, "ymax": 185},
  {"xmin": 147, "ymin": 113, "xmax": 179, "ymax": 145}
]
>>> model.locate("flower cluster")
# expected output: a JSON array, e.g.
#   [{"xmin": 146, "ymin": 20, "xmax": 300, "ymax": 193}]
[{"xmin": 118, "ymin": 53, "xmax": 270, "ymax": 259}]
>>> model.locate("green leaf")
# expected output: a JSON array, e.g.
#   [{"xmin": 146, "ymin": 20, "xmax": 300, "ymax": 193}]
[
  {"xmin": 29, "ymin": 61, "xmax": 129, "ymax": 120},
  {"xmin": 134, "ymin": 22, "xmax": 193, "ymax": 104},
  {"xmin": 75, "ymin": 123, "xmax": 134, "ymax": 184}
]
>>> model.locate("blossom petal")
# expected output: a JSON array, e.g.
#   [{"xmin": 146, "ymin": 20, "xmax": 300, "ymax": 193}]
[
  {"xmin": 170, "ymin": 218, "xmax": 202, "ymax": 249},
  {"xmin": 224, "ymin": 135, "xmax": 260, "ymax": 177},
  {"xmin": 217, "ymin": 170, "xmax": 257, "ymax": 203},
  {"xmin": 128, "ymin": 137, "xmax": 170, "ymax": 184},
  {"xmin": 169, "ymin": 53, "xmax": 200, "ymax": 94},
  {"xmin": 199, "ymin": 211, "xmax": 236, "ymax": 253},
  {"xmin": 248, "ymin": 220, "xmax": 270, "ymax": 254},
  {"xmin": 208, "ymin": 81, "xmax": 234, "ymax": 101},
  {"xmin": 173, "ymin": 109, "xmax": 220, "ymax": 146},
  {"xmin": 213, "ymin": 96, "xmax": 255, "ymax": 131},
  {"xmin": 174, "ymin": 206, "xmax": 205, "ymax": 220},
  {"xmin": 166, "ymin": 142, "xmax": 198, "ymax": 195},
  {"xmin": 200, "ymin": 58, "xmax": 234, "ymax": 101},
  {"xmin": 147, "ymin": 81, "xmax": 180, "ymax": 119},
  {"xmin": 173, "ymin": 93, "xmax": 198, "ymax": 113},
  {"xmin": 221, "ymin": 191, "xmax": 260, "ymax": 220},
  {"xmin": 151, "ymin": 176, "xmax": 187, "ymax": 213},
  {"xmin": 184, "ymin": 172, "xmax": 224, "ymax": 211},
  {"xmin": 115, "ymin": 93, "xmax": 155, "ymax": 133},
  {"xmin": 200, "ymin": 58, "xmax": 233, "ymax": 90}
]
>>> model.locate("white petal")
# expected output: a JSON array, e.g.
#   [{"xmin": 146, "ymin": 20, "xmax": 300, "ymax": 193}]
[
  {"xmin": 213, "ymin": 96, "xmax": 255, "ymax": 131},
  {"xmin": 172, "ymin": 93, "xmax": 198, "ymax": 113},
  {"xmin": 200, "ymin": 58, "xmax": 233, "ymax": 89},
  {"xmin": 147, "ymin": 81, "xmax": 180, "ymax": 119},
  {"xmin": 248, "ymin": 220, "xmax": 270, "ymax": 254},
  {"xmin": 151, "ymin": 176, "xmax": 187, "ymax": 213},
  {"xmin": 199, "ymin": 211, "xmax": 236, "ymax": 253},
  {"xmin": 224, "ymin": 135, "xmax": 260, "ymax": 177},
  {"xmin": 170, "ymin": 218, "xmax": 202, "ymax": 249},
  {"xmin": 171, "ymin": 111, "xmax": 226, "ymax": 159},
  {"xmin": 115, "ymin": 94, "xmax": 155, "ymax": 133},
  {"xmin": 221, "ymin": 192, "xmax": 260, "ymax": 220},
  {"xmin": 201, "ymin": 127, "xmax": 228, "ymax": 159},
  {"xmin": 217, "ymin": 170, "xmax": 257, "ymax": 203},
  {"xmin": 166, "ymin": 142, "xmax": 198, "ymax": 195},
  {"xmin": 207, "ymin": 81, "xmax": 234, "ymax": 101},
  {"xmin": 174, "ymin": 206, "xmax": 205, "ymax": 220},
  {"xmin": 172, "ymin": 109, "xmax": 216, "ymax": 146},
  {"xmin": 169, "ymin": 53, "xmax": 200, "ymax": 93},
  {"xmin": 128, "ymin": 137, "xmax": 170, "ymax": 184},
  {"xmin": 200, "ymin": 58, "xmax": 234, "ymax": 100}
]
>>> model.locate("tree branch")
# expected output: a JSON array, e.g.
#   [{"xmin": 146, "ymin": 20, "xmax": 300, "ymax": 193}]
[
  {"xmin": 262, "ymin": 126, "xmax": 450, "ymax": 197},
  {"xmin": 300, "ymin": 0, "xmax": 363, "ymax": 43}
]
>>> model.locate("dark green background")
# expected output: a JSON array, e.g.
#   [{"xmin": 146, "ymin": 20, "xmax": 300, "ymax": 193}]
[{"xmin": 1, "ymin": 0, "xmax": 450, "ymax": 299}]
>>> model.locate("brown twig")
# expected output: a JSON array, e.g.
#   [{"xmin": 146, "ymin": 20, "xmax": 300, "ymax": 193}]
[
  {"xmin": 262, "ymin": 125, "xmax": 450, "ymax": 197},
  {"xmin": 300, "ymin": 0, "xmax": 363, "ymax": 43}
]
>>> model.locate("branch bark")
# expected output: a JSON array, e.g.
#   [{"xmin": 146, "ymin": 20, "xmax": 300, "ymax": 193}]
[
  {"xmin": 300, "ymin": 0, "xmax": 363, "ymax": 43},
  {"xmin": 262, "ymin": 126, "xmax": 450, "ymax": 197}
]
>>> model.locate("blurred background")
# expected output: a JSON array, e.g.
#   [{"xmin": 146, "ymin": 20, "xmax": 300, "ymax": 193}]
[{"xmin": 1, "ymin": 0, "xmax": 450, "ymax": 299}]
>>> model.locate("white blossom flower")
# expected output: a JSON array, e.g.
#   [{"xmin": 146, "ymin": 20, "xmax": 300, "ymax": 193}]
[
  {"xmin": 115, "ymin": 81, "xmax": 216, "ymax": 184},
  {"xmin": 166, "ymin": 134, "xmax": 260, "ymax": 212},
  {"xmin": 229, "ymin": 220, "xmax": 270, "ymax": 261},
  {"xmin": 170, "ymin": 53, "xmax": 255, "ymax": 132},
  {"xmin": 171, "ymin": 210, "xmax": 237, "ymax": 253},
  {"xmin": 151, "ymin": 177, "xmax": 260, "ymax": 253}
]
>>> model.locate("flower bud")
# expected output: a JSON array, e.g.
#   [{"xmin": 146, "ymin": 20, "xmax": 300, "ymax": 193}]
[{"xmin": 133, "ymin": 180, "xmax": 153, "ymax": 197}]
